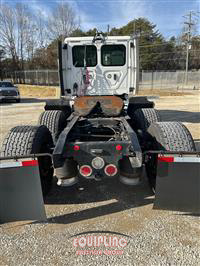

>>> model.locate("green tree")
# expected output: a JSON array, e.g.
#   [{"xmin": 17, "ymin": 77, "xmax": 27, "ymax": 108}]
[
  {"xmin": 85, "ymin": 28, "xmax": 98, "ymax": 36},
  {"xmin": 31, "ymin": 40, "xmax": 58, "ymax": 69},
  {"xmin": 70, "ymin": 29, "xmax": 86, "ymax": 37},
  {"xmin": 190, "ymin": 36, "xmax": 200, "ymax": 70},
  {"xmin": 110, "ymin": 18, "xmax": 176, "ymax": 70}
]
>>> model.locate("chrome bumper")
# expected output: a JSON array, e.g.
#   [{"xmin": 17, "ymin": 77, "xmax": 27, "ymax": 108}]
[{"xmin": 0, "ymin": 95, "xmax": 20, "ymax": 100}]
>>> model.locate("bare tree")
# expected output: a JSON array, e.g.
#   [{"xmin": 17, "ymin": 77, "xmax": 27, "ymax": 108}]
[
  {"xmin": 0, "ymin": 47, "xmax": 6, "ymax": 80},
  {"xmin": 15, "ymin": 3, "xmax": 33, "ymax": 72},
  {"xmin": 0, "ymin": 2, "xmax": 80, "ymax": 73},
  {"xmin": 0, "ymin": 3, "xmax": 37, "ymax": 71},
  {"xmin": 25, "ymin": 20, "xmax": 37, "ymax": 62},
  {"xmin": 47, "ymin": 3, "xmax": 78, "ymax": 40},
  {"xmin": 36, "ymin": 12, "xmax": 49, "ymax": 49},
  {"xmin": 0, "ymin": 4, "xmax": 19, "ymax": 69}
]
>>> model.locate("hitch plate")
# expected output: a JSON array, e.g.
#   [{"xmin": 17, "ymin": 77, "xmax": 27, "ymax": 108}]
[{"xmin": 74, "ymin": 96, "xmax": 123, "ymax": 116}]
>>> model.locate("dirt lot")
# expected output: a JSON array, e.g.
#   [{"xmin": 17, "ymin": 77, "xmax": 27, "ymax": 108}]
[
  {"xmin": 0, "ymin": 91, "xmax": 199, "ymax": 265},
  {"xmin": 18, "ymin": 84, "xmax": 57, "ymax": 98},
  {"xmin": 17, "ymin": 84, "xmax": 194, "ymax": 98}
]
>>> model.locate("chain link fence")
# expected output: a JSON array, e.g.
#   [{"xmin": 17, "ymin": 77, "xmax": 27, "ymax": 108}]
[
  {"xmin": 140, "ymin": 70, "xmax": 200, "ymax": 90},
  {"xmin": 4, "ymin": 69, "xmax": 200, "ymax": 90},
  {"xmin": 4, "ymin": 70, "xmax": 60, "ymax": 86}
]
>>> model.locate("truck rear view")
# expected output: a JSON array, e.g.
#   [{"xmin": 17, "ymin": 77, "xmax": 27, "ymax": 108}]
[{"xmin": 0, "ymin": 33, "xmax": 199, "ymax": 222}]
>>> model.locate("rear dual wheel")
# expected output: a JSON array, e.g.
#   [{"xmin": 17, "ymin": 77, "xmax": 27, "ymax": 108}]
[
  {"xmin": 132, "ymin": 108, "xmax": 161, "ymax": 150},
  {"xmin": 133, "ymin": 108, "xmax": 161, "ymax": 132},
  {"xmin": 145, "ymin": 122, "xmax": 196, "ymax": 191},
  {"xmin": 38, "ymin": 110, "xmax": 68, "ymax": 144},
  {"xmin": 1, "ymin": 125, "xmax": 54, "ymax": 196}
]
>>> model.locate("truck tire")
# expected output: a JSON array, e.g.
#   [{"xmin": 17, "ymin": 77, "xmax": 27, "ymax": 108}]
[
  {"xmin": 1, "ymin": 125, "xmax": 54, "ymax": 196},
  {"xmin": 145, "ymin": 122, "xmax": 196, "ymax": 191},
  {"xmin": 38, "ymin": 110, "xmax": 67, "ymax": 144},
  {"xmin": 133, "ymin": 108, "xmax": 161, "ymax": 132},
  {"xmin": 148, "ymin": 122, "xmax": 196, "ymax": 151},
  {"xmin": 128, "ymin": 96, "xmax": 154, "ymax": 117}
]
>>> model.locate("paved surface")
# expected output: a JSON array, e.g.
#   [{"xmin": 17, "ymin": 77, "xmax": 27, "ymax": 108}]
[{"xmin": 0, "ymin": 93, "xmax": 200, "ymax": 265}]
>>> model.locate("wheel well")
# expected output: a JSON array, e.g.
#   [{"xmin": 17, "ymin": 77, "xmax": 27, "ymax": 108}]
[
  {"xmin": 45, "ymin": 99, "xmax": 71, "ymax": 116},
  {"xmin": 127, "ymin": 96, "xmax": 154, "ymax": 117}
]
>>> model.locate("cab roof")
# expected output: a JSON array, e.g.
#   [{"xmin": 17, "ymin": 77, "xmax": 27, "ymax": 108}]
[{"xmin": 64, "ymin": 36, "xmax": 133, "ymax": 43}]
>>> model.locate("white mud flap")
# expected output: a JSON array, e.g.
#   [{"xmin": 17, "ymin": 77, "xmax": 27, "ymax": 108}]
[
  {"xmin": 154, "ymin": 154, "xmax": 200, "ymax": 213},
  {"xmin": 0, "ymin": 159, "xmax": 46, "ymax": 223}
]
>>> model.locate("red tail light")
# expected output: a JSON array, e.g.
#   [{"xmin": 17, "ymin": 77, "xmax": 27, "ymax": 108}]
[
  {"xmin": 158, "ymin": 156, "xmax": 174, "ymax": 162},
  {"xmin": 116, "ymin": 144, "xmax": 122, "ymax": 151},
  {"xmin": 80, "ymin": 165, "xmax": 92, "ymax": 177},
  {"xmin": 104, "ymin": 164, "xmax": 117, "ymax": 176},
  {"xmin": 74, "ymin": 145, "xmax": 80, "ymax": 151}
]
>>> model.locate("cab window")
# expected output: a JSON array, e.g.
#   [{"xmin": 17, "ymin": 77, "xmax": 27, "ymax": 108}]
[
  {"xmin": 101, "ymin": 45, "xmax": 126, "ymax": 66},
  {"xmin": 72, "ymin": 45, "xmax": 97, "ymax": 67}
]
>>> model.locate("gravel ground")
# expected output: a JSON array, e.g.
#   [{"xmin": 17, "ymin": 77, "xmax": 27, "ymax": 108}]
[{"xmin": 0, "ymin": 92, "xmax": 200, "ymax": 266}]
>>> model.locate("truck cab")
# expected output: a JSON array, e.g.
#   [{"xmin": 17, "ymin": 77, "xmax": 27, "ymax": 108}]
[{"xmin": 60, "ymin": 33, "xmax": 139, "ymax": 97}]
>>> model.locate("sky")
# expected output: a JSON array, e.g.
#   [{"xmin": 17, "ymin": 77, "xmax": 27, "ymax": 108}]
[{"xmin": 1, "ymin": 0, "xmax": 200, "ymax": 39}]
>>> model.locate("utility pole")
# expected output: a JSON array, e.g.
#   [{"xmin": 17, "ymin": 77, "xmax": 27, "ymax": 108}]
[
  {"xmin": 107, "ymin": 24, "xmax": 110, "ymax": 35},
  {"xmin": 183, "ymin": 11, "xmax": 199, "ymax": 84}
]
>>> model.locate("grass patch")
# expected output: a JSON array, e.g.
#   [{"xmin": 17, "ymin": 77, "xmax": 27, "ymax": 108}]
[
  {"xmin": 18, "ymin": 84, "xmax": 193, "ymax": 98},
  {"xmin": 137, "ymin": 89, "xmax": 192, "ymax": 96},
  {"xmin": 18, "ymin": 84, "xmax": 57, "ymax": 98}
]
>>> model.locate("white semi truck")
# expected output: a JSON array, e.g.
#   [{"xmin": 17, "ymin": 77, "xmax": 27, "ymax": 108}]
[{"xmin": 0, "ymin": 33, "xmax": 199, "ymax": 222}]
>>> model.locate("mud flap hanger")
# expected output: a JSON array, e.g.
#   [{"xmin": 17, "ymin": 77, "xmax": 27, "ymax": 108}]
[
  {"xmin": 0, "ymin": 153, "xmax": 52, "ymax": 224},
  {"xmin": 146, "ymin": 151, "xmax": 200, "ymax": 213}
]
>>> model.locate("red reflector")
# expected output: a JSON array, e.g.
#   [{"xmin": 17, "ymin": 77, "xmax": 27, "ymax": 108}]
[
  {"xmin": 80, "ymin": 165, "xmax": 92, "ymax": 177},
  {"xmin": 158, "ymin": 156, "xmax": 174, "ymax": 163},
  {"xmin": 22, "ymin": 160, "xmax": 38, "ymax": 167},
  {"xmin": 74, "ymin": 145, "xmax": 80, "ymax": 151},
  {"xmin": 105, "ymin": 164, "xmax": 117, "ymax": 176},
  {"xmin": 116, "ymin": 145, "xmax": 122, "ymax": 151}
]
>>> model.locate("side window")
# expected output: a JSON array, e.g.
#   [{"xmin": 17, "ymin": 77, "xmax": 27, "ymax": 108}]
[
  {"xmin": 101, "ymin": 45, "xmax": 126, "ymax": 66},
  {"xmin": 72, "ymin": 45, "xmax": 97, "ymax": 67}
]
